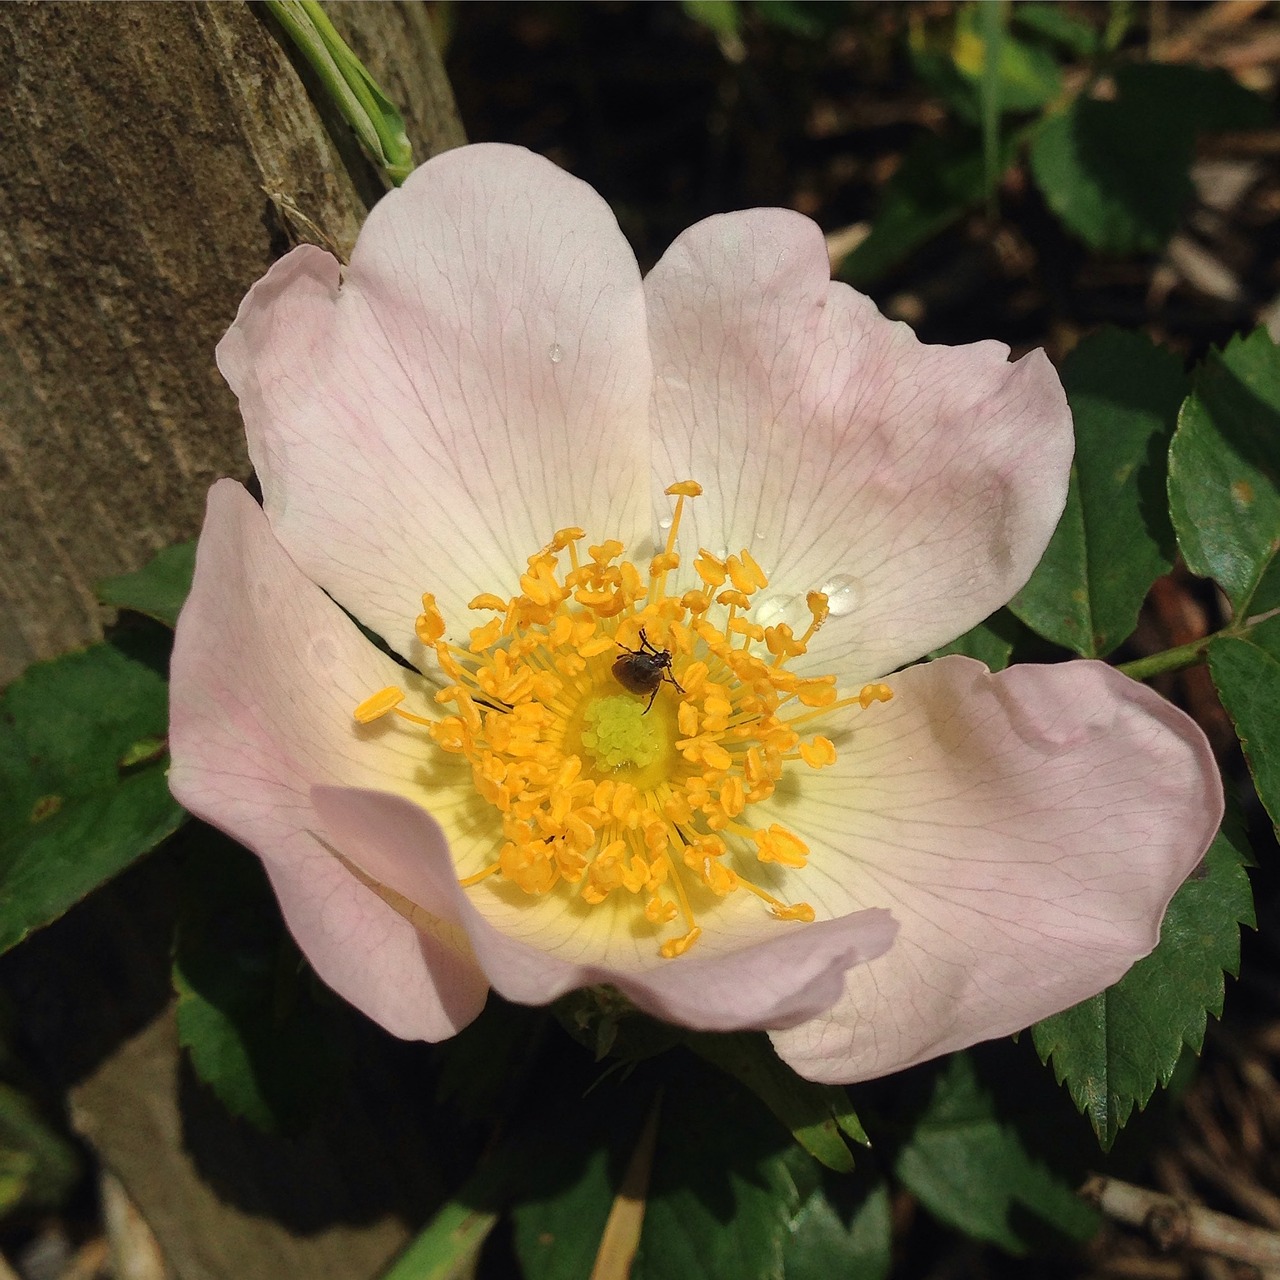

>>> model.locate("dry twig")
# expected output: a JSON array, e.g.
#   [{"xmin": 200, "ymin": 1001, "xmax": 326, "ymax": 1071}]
[{"xmin": 1085, "ymin": 1175, "xmax": 1280, "ymax": 1270}]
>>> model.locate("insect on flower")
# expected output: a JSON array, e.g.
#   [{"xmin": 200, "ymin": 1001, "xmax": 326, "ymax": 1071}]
[{"xmin": 612, "ymin": 628, "xmax": 684, "ymax": 712}]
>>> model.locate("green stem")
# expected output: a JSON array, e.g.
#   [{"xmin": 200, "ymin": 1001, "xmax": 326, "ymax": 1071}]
[
  {"xmin": 1115, "ymin": 636, "xmax": 1213, "ymax": 681},
  {"xmin": 378, "ymin": 1197, "xmax": 499, "ymax": 1280},
  {"xmin": 265, "ymin": 0, "xmax": 414, "ymax": 186}
]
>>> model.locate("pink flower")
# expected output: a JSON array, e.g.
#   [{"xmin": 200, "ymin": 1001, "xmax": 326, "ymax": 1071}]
[{"xmin": 169, "ymin": 143, "xmax": 1222, "ymax": 1083}]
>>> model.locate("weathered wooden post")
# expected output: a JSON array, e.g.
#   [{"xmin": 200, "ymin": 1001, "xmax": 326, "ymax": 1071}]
[
  {"xmin": 0, "ymin": 8, "xmax": 466, "ymax": 1275},
  {"xmin": 0, "ymin": 1, "xmax": 464, "ymax": 683}
]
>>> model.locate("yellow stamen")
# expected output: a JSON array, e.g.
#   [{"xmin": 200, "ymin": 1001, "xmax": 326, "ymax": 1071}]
[
  {"xmin": 354, "ymin": 686, "xmax": 405, "ymax": 723},
  {"xmin": 351, "ymin": 480, "xmax": 894, "ymax": 959}
]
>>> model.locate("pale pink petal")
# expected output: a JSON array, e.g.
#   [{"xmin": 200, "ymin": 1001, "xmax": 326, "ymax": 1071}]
[
  {"xmin": 169, "ymin": 481, "xmax": 488, "ymax": 1040},
  {"xmin": 767, "ymin": 656, "xmax": 1222, "ymax": 1083},
  {"xmin": 311, "ymin": 787, "xmax": 899, "ymax": 1032},
  {"xmin": 644, "ymin": 210, "xmax": 1072, "ymax": 683},
  {"xmin": 216, "ymin": 143, "xmax": 652, "ymax": 659}
]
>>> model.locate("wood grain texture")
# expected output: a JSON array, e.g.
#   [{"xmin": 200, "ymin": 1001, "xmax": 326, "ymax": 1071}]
[{"xmin": 0, "ymin": 1, "xmax": 464, "ymax": 682}]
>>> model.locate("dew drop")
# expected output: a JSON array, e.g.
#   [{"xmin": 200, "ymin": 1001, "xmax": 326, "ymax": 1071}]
[
  {"xmin": 753, "ymin": 593, "xmax": 803, "ymax": 630},
  {"xmin": 657, "ymin": 516, "xmax": 673, "ymax": 532},
  {"xmin": 548, "ymin": 341, "xmax": 564, "ymax": 364},
  {"xmin": 821, "ymin": 574, "xmax": 862, "ymax": 618}
]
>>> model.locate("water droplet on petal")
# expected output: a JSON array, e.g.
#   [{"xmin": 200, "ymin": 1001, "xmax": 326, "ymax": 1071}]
[
  {"xmin": 548, "ymin": 342, "xmax": 563, "ymax": 364},
  {"xmin": 821, "ymin": 574, "xmax": 862, "ymax": 618},
  {"xmin": 754, "ymin": 593, "xmax": 813, "ymax": 632},
  {"xmin": 658, "ymin": 516, "xmax": 673, "ymax": 532}
]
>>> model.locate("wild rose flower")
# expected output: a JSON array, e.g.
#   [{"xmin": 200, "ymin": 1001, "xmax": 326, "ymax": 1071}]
[{"xmin": 169, "ymin": 143, "xmax": 1221, "ymax": 1083}]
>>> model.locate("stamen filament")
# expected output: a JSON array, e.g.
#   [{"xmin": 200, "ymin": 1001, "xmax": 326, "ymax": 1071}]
[{"xmin": 351, "ymin": 480, "xmax": 894, "ymax": 959}]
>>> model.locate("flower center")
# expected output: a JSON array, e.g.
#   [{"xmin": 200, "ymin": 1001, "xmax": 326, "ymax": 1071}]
[{"xmin": 354, "ymin": 481, "xmax": 892, "ymax": 958}]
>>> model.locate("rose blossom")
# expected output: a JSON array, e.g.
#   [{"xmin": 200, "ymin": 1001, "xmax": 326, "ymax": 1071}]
[{"xmin": 169, "ymin": 143, "xmax": 1221, "ymax": 1083}]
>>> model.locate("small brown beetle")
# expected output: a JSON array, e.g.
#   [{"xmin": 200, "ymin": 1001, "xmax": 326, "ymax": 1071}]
[{"xmin": 612, "ymin": 629, "xmax": 684, "ymax": 713}]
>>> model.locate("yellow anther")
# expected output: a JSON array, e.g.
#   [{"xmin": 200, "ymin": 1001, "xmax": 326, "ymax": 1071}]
[
  {"xmin": 590, "ymin": 540, "xmax": 624, "ymax": 563},
  {"xmin": 417, "ymin": 594, "xmax": 446, "ymax": 644},
  {"xmin": 677, "ymin": 702, "xmax": 700, "ymax": 736},
  {"xmin": 550, "ymin": 526, "xmax": 586, "ymax": 551},
  {"xmin": 680, "ymin": 589, "xmax": 712, "ymax": 613},
  {"xmin": 694, "ymin": 550, "xmax": 727, "ymax": 588},
  {"xmin": 701, "ymin": 860, "xmax": 738, "ymax": 895},
  {"xmin": 578, "ymin": 636, "xmax": 614, "ymax": 658},
  {"xmin": 765, "ymin": 623, "xmax": 805, "ymax": 659},
  {"xmin": 645, "ymin": 896, "xmax": 679, "ymax": 924},
  {"xmin": 727, "ymin": 554, "xmax": 764, "ymax": 595},
  {"xmin": 660, "ymin": 927, "xmax": 702, "ymax": 959},
  {"xmin": 650, "ymin": 552, "xmax": 680, "ymax": 575},
  {"xmin": 771, "ymin": 902, "xmax": 816, "ymax": 922},
  {"xmin": 796, "ymin": 677, "xmax": 838, "ymax": 707},
  {"xmin": 353, "ymin": 686, "xmax": 405, "ymax": 724},
  {"xmin": 859, "ymin": 682, "xmax": 894, "ymax": 708},
  {"xmin": 666, "ymin": 480, "xmax": 703, "ymax": 497},
  {"xmin": 719, "ymin": 775, "xmax": 745, "ymax": 817},
  {"xmin": 728, "ymin": 617, "xmax": 764, "ymax": 642},
  {"xmin": 716, "ymin": 588, "xmax": 751, "ymax": 610},
  {"xmin": 798, "ymin": 736, "xmax": 837, "ymax": 768},
  {"xmin": 469, "ymin": 618, "xmax": 503, "ymax": 652},
  {"xmin": 740, "ymin": 549, "xmax": 768, "ymax": 590},
  {"xmin": 468, "ymin": 593, "xmax": 507, "ymax": 612},
  {"xmin": 860, "ymin": 680, "xmax": 890, "ymax": 711},
  {"xmin": 754, "ymin": 824, "xmax": 810, "ymax": 868},
  {"xmin": 806, "ymin": 591, "xmax": 830, "ymax": 627}
]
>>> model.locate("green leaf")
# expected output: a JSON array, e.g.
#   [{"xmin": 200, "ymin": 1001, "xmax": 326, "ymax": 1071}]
[
  {"xmin": 0, "ymin": 1081, "xmax": 81, "ymax": 1212},
  {"xmin": 1032, "ymin": 821, "xmax": 1253, "ymax": 1150},
  {"xmin": 1168, "ymin": 327, "xmax": 1280, "ymax": 616},
  {"xmin": 1010, "ymin": 329, "xmax": 1186, "ymax": 656},
  {"xmin": 0, "ymin": 645, "xmax": 186, "ymax": 955},
  {"xmin": 686, "ymin": 1031, "xmax": 867, "ymax": 1173},
  {"xmin": 1209, "ymin": 614, "xmax": 1280, "ymax": 836},
  {"xmin": 434, "ymin": 997, "xmax": 550, "ymax": 1122},
  {"xmin": 379, "ymin": 1200, "xmax": 499, "ymax": 1280},
  {"xmin": 1030, "ymin": 65, "xmax": 1266, "ymax": 253},
  {"xmin": 1012, "ymin": 3, "xmax": 1099, "ymax": 57},
  {"xmin": 173, "ymin": 833, "xmax": 352, "ymax": 1134},
  {"xmin": 512, "ymin": 1109, "xmax": 646, "ymax": 1280},
  {"xmin": 894, "ymin": 1052, "xmax": 1099, "ymax": 1253},
  {"xmin": 682, "ymin": 0, "xmax": 741, "ymax": 39},
  {"xmin": 781, "ymin": 1163, "xmax": 892, "ymax": 1280},
  {"xmin": 633, "ymin": 1063, "xmax": 799, "ymax": 1280},
  {"xmin": 753, "ymin": 1, "xmax": 828, "ymax": 40},
  {"xmin": 930, "ymin": 609, "xmax": 1023, "ymax": 671},
  {"xmin": 952, "ymin": 4, "xmax": 1062, "ymax": 115},
  {"xmin": 839, "ymin": 131, "xmax": 986, "ymax": 286},
  {"xmin": 96, "ymin": 541, "xmax": 196, "ymax": 628},
  {"xmin": 503, "ymin": 1042, "xmax": 654, "ymax": 1280}
]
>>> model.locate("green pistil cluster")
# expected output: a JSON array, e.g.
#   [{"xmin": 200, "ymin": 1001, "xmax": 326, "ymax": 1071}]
[{"xmin": 581, "ymin": 695, "xmax": 662, "ymax": 770}]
